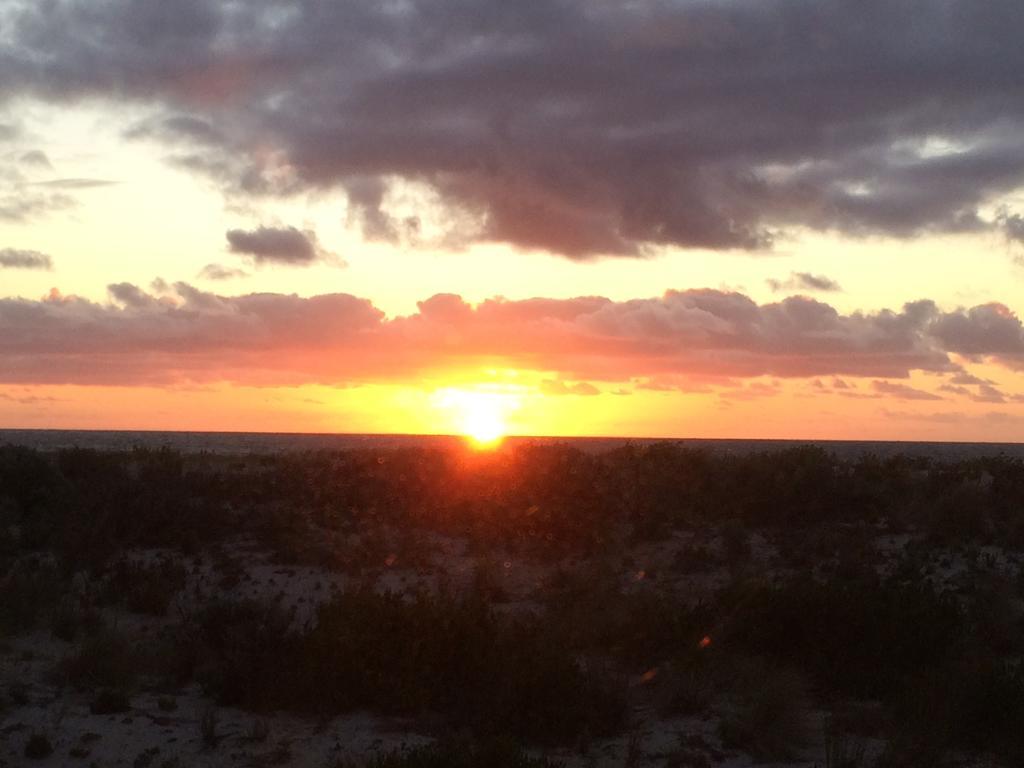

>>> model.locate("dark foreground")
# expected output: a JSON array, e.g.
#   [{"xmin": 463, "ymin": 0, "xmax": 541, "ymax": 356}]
[{"xmin": 2, "ymin": 440, "xmax": 1024, "ymax": 767}]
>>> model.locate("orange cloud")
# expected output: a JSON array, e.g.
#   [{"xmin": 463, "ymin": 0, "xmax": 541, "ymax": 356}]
[{"xmin": 4, "ymin": 283, "xmax": 1024, "ymax": 394}]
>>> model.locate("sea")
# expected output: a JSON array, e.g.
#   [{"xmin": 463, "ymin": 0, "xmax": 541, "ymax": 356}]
[{"xmin": 2, "ymin": 429, "xmax": 1024, "ymax": 461}]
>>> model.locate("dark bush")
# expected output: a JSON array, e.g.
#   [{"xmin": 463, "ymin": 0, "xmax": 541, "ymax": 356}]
[
  {"xmin": 56, "ymin": 627, "xmax": 138, "ymax": 692},
  {"xmin": 51, "ymin": 593, "xmax": 104, "ymax": 641},
  {"xmin": 336, "ymin": 737, "xmax": 562, "ymax": 768},
  {"xmin": 24, "ymin": 733, "xmax": 53, "ymax": 760},
  {"xmin": 105, "ymin": 556, "xmax": 187, "ymax": 616},
  {"xmin": 184, "ymin": 598, "xmax": 297, "ymax": 709},
  {"xmin": 299, "ymin": 589, "xmax": 626, "ymax": 743},
  {"xmin": 718, "ymin": 664, "xmax": 809, "ymax": 760},
  {"xmin": 718, "ymin": 576, "xmax": 963, "ymax": 700},
  {"xmin": 546, "ymin": 583, "xmax": 709, "ymax": 669},
  {"xmin": 90, "ymin": 687, "xmax": 131, "ymax": 714},
  {"xmin": 182, "ymin": 590, "xmax": 625, "ymax": 744},
  {"xmin": 0, "ymin": 559, "xmax": 62, "ymax": 636},
  {"xmin": 887, "ymin": 657, "xmax": 1024, "ymax": 762}
]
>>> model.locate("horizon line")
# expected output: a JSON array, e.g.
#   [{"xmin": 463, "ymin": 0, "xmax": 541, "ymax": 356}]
[{"xmin": 1, "ymin": 426, "xmax": 1022, "ymax": 448}]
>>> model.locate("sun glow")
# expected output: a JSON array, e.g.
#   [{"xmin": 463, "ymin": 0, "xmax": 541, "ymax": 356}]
[{"xmin": 433, "ymin": 387, "xmax": 520, "ymax": 447}]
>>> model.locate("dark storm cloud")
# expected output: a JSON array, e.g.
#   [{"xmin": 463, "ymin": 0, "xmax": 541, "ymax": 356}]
[
  {"xmin": 0, "ymin": 248, "xmax": 52, "ymax": 270},
  {"xmin": 225, "ymin": 226, "xmax": 334, "ymax": 266},
  {"xmin": 767, "ymin": 272, "xmax": 841, "ymax": 293},
  {"xmin": 3, "ymin": 0, "xmax": 1024, "ymax": 257}
]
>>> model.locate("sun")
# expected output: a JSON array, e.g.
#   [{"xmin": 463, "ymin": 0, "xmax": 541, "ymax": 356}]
[
  {"xmin": 461, "ymin": 403, "xmax": 506, "ymax": 446},
  {"xmin": 432, "ymin": 387, "xmax": 519, "ymax": 448}
]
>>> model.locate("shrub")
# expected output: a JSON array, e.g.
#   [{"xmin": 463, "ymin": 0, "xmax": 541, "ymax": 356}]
[
  {"xmin": 157, "ymin": 695, "xmax": 177, "ymax": 711},
  {"xmin": 334, "ymin": 737, "xmax": 562, "ymax": 768},
  {"xmin": 887, "ymin": 657, "xmax": 1024, "ymax": 763},
  {"xmin": 56, "ymin": 627, "xmax": 137, "ymax": 691},
  {"xmin": 247, "ymin": 717, "xmax": 270, "ymax": 743},
  {"xmin": 90, "ymin": 687, "xmax": 131, "ymax": 714},
  {"xmin": 51, "ymin": 593, "xmax": 104, "ymax": 641},
  {"xmin": 200, "ymin": 706, "xmax": 220, "ymax": 749},
  {"xmin": 823, "ymin": 715, "xmax": 868, "ymax": 768},
  {"xmin": 718, "ymin": 576, "xmax": 963, "ymax": 700},
  {"xmin": 544, "ymin": 576, "xmax": 709, "ymax": 669},
  {"xmin": 8, "ymin": 680, "xmax": 29, "ymax": 706},
  {"xmin": 24, "ymin": 733, "xmax": 53, "ymax": 760},
  {"xmin": 0, "ymin": 559, "xmax": 62, "ymax": 636},
  {"xmin": 660, "ymin": 650, "xmax": 719, "ymax": 716},
  {"xmin": 297, "ymin": 589, "xmax": 626, "ymax": 743},
  {"xmin": 718, "ymin": 664, "xmax": 809, "ymax": 760},
  {"xmin": 133, "ymin": 747, "xmax": 161, "ymax": 768},
  {"xmin": 105, "ymin": 556, "xmax": 187, "ymax": 616},
  {"xmin": 184, "ymin": 598, "xmax": 297, "ymax": 709},
  {"xmin": 180, "ymin": 590, "xmax": 625, "ymax": 744}
]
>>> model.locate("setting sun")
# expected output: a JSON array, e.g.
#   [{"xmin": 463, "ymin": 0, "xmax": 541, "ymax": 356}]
[
  {"xmin": 463, "ymin": 410, "xmax": 505, "ymax": 446},
  {"xmin": 433, "ymin": 387, "xmax": 520, "ymax": 447}
]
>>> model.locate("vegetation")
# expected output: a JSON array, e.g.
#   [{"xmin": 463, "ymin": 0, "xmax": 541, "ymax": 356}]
[
  {"xmin": 4, "ymin": 440, "xmax": 1024, "ymax": 763},
  {"xmin": 332, "ymin": 737, "xmax": 562, "ymax": 768},
  {"xmin": 177, "ymin": 589, "xmax": 625, "ymax": 743},
  {"xmin": 23, "ymin": 733, "xmax": 53, "ymax": 760}
]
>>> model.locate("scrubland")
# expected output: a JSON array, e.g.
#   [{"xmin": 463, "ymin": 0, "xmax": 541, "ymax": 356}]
[{"xmin": 2, "ymin": 442, "xmax": 1024, "ymax": 767}]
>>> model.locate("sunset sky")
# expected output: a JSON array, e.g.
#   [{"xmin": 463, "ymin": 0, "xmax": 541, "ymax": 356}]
[{"xmin": 3, "ymin": 0, "xmax": 1024, "ymax": 440}]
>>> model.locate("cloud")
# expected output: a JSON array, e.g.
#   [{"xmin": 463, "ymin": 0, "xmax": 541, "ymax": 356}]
[
  {"xmin": 939, "ymin": 378, "xmax": 1024, "ymax": 404},
  {"xmin": 0, "ymin": 190, "xmax": 75, "ymax": 222},
  {"xmin": 198, "ymin": 263, "xmax": 249, "ymax": 280},
  {"xmin": 4, "ymin": 1, "xmax": 1024, "ymax": 257},
  {"xmin": 997, "ymin": 210, "xmax": 1024, "ymax": 244},
  {"xmin": 0, "ymin": 134, "xmax": 105, "ymax": 222},
  {"xmin": 0, "ymin": 391, "xmax": 60, "ymax": 405},
  {"xmin": 880, "ymin": 409, "xmax": 966, "ymax": 424},
  {"xmin": 539, "ymin": 379, "xmax": 600, "ymax": 396},
  {"xmin": 125, "ymin": 114, "xmax": 226, "ymax": 146},
  {"xmin": 30, "ymin": 178, "xmax": 116, "ymax": 189},
  {"xmin": 225, "ymin": 226, "xmax": 339, "ymax": 267},
  {"xmin": 6, "ymin": 283, "xmax": 1024, "ymax": 392},
  {"xmin": 0, "ymin": 248, "xmax": 52, "ymax": 269},
  {"xmin": 719, "ymin": 381, "xmax": 782, "ymax": 401},
  {"xmin": 767, "ymin": 272, "xmax": 841, "ymax": 293},
  {"xmin": 872, "ymin": 380, "xmax": 944, "ymax": 401},
  {"xmin": 972, "ymin": 383, "xmax": 1007, "ymax": 403},
  {"xmin": 948, "ymin": 370, "xmax": 993, "ymax": 386},
  {"xmin": 18, "ymin": 150, "xmax": 51, "ymax": 168},
  {"xmin": 928, "ymin": 303, "xmax": 1024, "ymax": 358}
]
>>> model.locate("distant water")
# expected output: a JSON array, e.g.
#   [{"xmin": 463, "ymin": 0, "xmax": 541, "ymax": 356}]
[{"xmin": 2, "ymin": 429, "xmax": 1024, "ymax": 460}]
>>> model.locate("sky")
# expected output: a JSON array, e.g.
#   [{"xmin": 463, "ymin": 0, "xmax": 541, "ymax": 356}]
[{"xmin": 3, "ymin": 0, "xmax": 1024, "ymax": 440}]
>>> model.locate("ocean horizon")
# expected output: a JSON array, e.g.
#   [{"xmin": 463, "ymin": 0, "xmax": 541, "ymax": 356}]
[{"xmin": 3, "ymin": 427, "xmax": 1023, "ymax": 460}]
